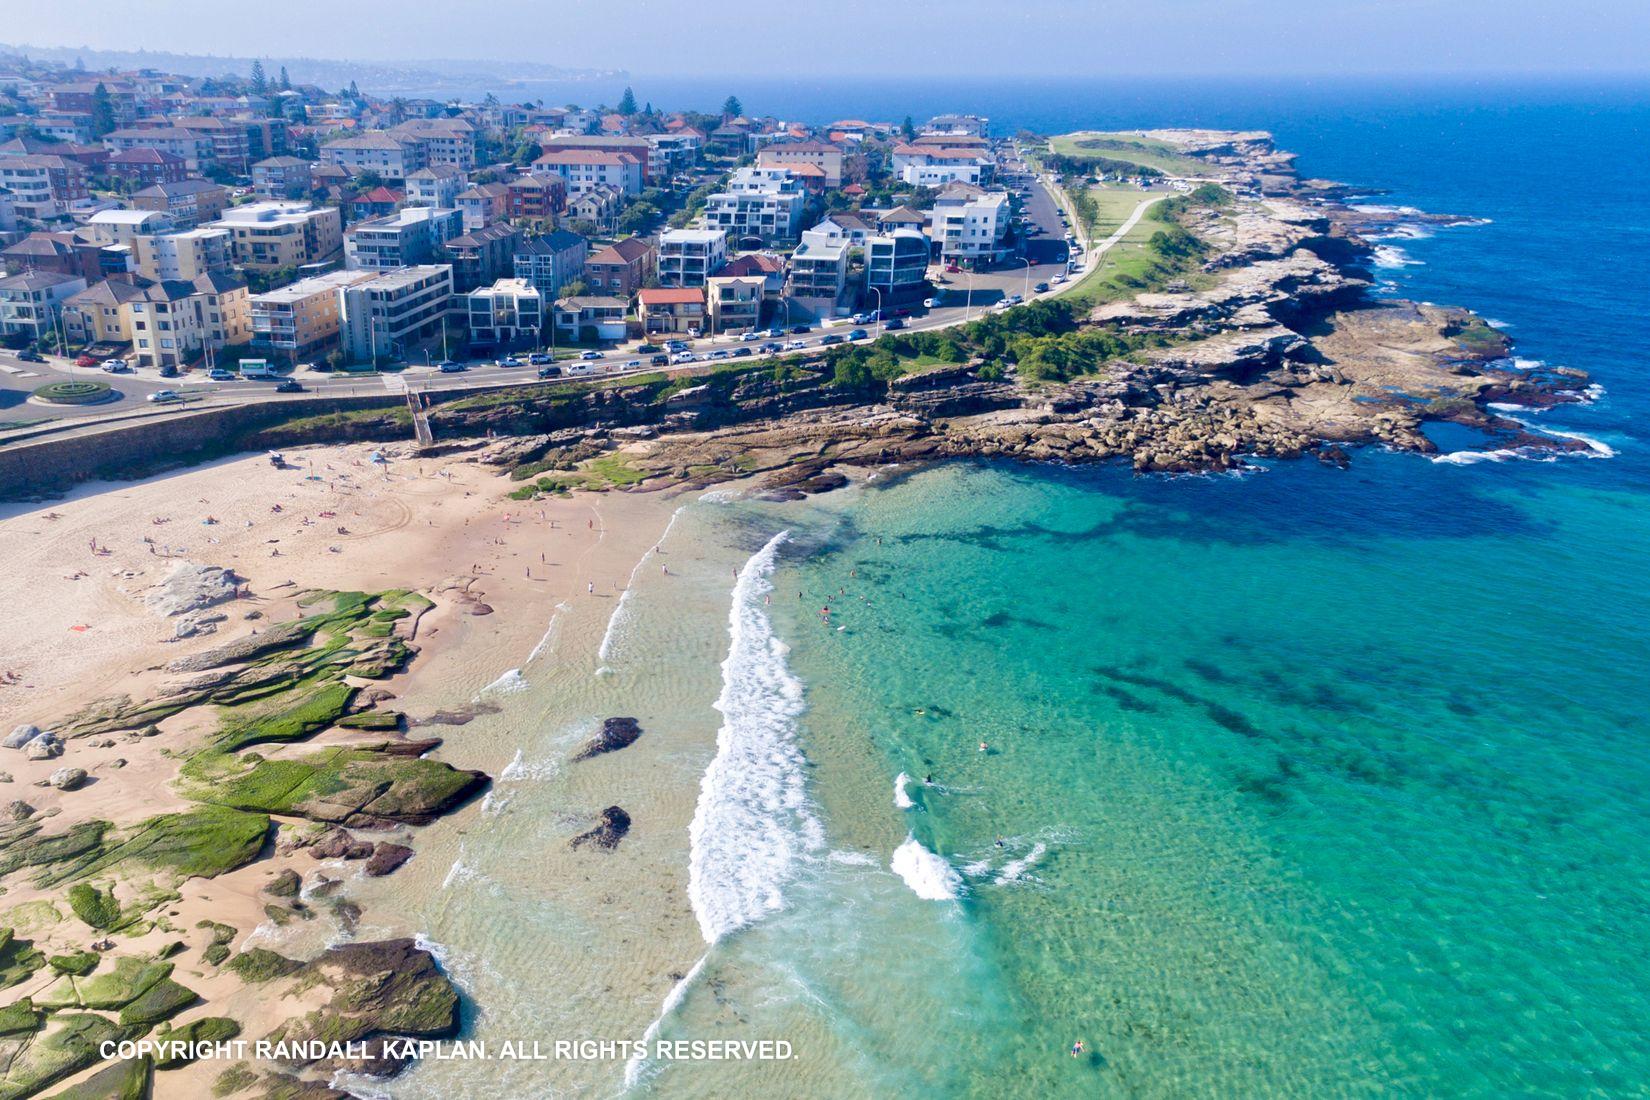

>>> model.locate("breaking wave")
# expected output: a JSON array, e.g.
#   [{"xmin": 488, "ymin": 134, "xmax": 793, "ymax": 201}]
[{"xmin": 891, "ymin": 836, "xmax": 962, "ymax": 901}]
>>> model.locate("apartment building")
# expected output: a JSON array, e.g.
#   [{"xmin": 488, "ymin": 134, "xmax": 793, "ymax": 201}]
[
  {"xmin": 705, "ymin": 275, "xmax": 765, "ymax": 334},
  {"xmin": 252, "ymin": 156, "xmax": 313, "ymax": 199},
  {"xmin": 105, "ymin": 148, "xmax": 188, "ymax": 189},
  {"xmin": 0, "ymin": 156, "xmax": 89, "ymax": 219},
  {"xmin": 1, "ymin": 232, "xmax": 107, "ymax": 282},
  {"xmin": 320, "ymin": 132, "xmax": 425, "ymax": 181},
  {"xmin": 535, "ymin": 136, "xmax": 654, "ymax": 182},
  {"xmin": 338, "ymin": 265, "xmax": 453, "ymax": 362},
  {"xmin": 788, "ymin": 228, "xmax": 850, "ymax": 303},
  {"xmin": 636, "ymin": 286, "xmax": 705, "ymax": 335},
  {"xmin": 249, "ymin": 269, "xmax": 374, "ymax": 360},
  {"xmin": 216, "ymin": 202, "xmax": 345, "ymax": 270},
  {"xmin": 62, "ymin": 274, "xmax": 155, "ymax": 346},
  {"xmin": 130, "ymin": 179, "xmax": 229, "ymax": 228},
  {"xmin": 512, "ymin": 229, "xmax": 589, "ymax": 297},
  {"xmin": 566, "ymin": 185, "xmax": 622, "ymax": 233},
  {"xmin": 756, "ymin": 141, "xmax": 847, "ymax": 187},
  {"xmin": 343, "ymin": 206, "xmax": 462, "ymax": 271},
  {"xmin": 87, "ymin": 209, "xmax": 175, "ymax": 249},
  {"xmin": 922, "ymin": 113, "xmax": 990, "ymax": 138},
  {"xmin": 454, "ymin": 182, "xmax": 510, "ymax": 230},
  {"xmin": 865, "ymin": 228, "xmax": 931, "ymax": 301},
  {"xmin": 658, "ymin": 228, "xmax": 728, "ymax": 288},
  {"xmin": 121, "ymin": 272, "xmax": 252, "ymax": 371},
  {"xmin": 103, "ymin": 127, "xmax": 216, "ymax": 172},
  {"xmin": 702, "ymin": 166, "xmax": 807, "ymax": 244},
  {"xmin": 467, "ymin": 278, "xmax": 543, "ymax": 347},
  {"xmin": 444, "ymin": 223, "xmax": 522, "ymax": 293},
  {"xmin": 530, "ymin": 150, "xmax": 643, "ymax": 197},
  {"xmin": 928, "ymin": 185, "xmax": 1010, "ymax": 263},
  {"xmin": 582, "ymin": 237, "xmax": 655, "ymax": 299},
  {"xmin": 133, "ymin": 226, "xmax": 234, "ymax": 281},
  {"xmin": 405, "ymin": 165, "xmax": 467, "ymax": 209},
  {"xmin": 504, "ymin": 174, "xmax": 566, "ymax": 222},
  {"xmin": 389, "ymin": 118, "xmax": 477, "ymax": 171},
  {"xmin": 891, "ymin": 143, "xmax": 994, "ymax": 187},
  {"xmin": 551, "ymin": 295, "xmax": 628, "ymax": 341},
  {"xmin": 0, "ymin": 271, "xmax": 87, "ymax": 341}
]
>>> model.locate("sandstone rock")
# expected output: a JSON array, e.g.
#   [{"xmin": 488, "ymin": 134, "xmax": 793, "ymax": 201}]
[
  {"xmin": 48, "ymin": 768, "xmax": 87, "ymax": 791},
  {"xmin": 571, "ymin": 806, "xmax": 631, "ymax": 852},
  {"xmin": 3, "ymin": 725, "xmax": 41, "ymax": 750},
  {"xmin": 571, "ymin": 717, "xmax": 643, "ymax": 762},
  {"xmin": 6, "ymin": 800, "xmax": 34, "ymax": 821},
  {"xmin": 265, "ymin": 869, "xmax": 302, "ymax": 898},
  {"xmin": 25, "ymin": 738, "xmax": 63, "ymax": 761},
  {"xmin": 363, "ymin": 843, "xmax": 413, "ymax": 877},
  {"xmin": 310, "ymin": 828, "xmax": 374, "ymax": 861},
  {"xmin": 144, "ymin": 562, "xmax": 241, "ymax": 617}
]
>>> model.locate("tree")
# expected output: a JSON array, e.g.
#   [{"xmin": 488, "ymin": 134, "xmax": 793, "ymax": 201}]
[
  {"xmin": 250, "ymin": 60, "xmax": 268, "ymax": 95},
  {"xmin": 561, "ymin": 279, "xmax": 589, "ymax": 299},
  {"xmin": 616, "ymin": 202, "xmax": 659, "ymax": 235},
  {"xmin": 89, "ymin": 83, "xmax": 116, "ymax": 138},
  {"xmin": 901, "ymin": 115, "xmax": 917, "ymax": 141},
  {"xmin": 618, "ymin": 87, "xmax": 638, "ymax": 115},
  {"xmin": 722, "ymin": 96, "xmax": 742, "ymax": 119},
  {"xmin": 279, "ymin": 66, "xmax": 291, "ymax": 91}
]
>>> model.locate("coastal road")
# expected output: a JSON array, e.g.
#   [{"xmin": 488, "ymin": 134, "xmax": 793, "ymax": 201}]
[{"xmin": 0, "ymin": 174, "xmax": 1081, "ymax": 447}]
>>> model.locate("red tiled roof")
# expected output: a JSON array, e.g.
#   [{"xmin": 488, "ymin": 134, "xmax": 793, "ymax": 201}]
[{"xmin": 638, "ymin": 287, "xmax": 704, "ymax": 305}]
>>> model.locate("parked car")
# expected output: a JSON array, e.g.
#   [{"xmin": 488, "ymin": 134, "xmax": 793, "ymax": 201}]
[
  {"xmin": 850, "ymin": 312, "xmax": 873, "ymax": 325},
  {"xmin": 739, "ymin": 330, "xmax": 763, "ymax": 342},
  {"xmin": 438, "ymin": 360, "xmax": 467, "ymax": 373},
  {"xmin": 103, "ymin": 360, "xmax": 133, "ymax": 374},
  {"xmin": 922, "ymin": 297, "xmax": 940, "ymax": 309},
  {"xmin": 1034, "ymin": 282, "xmax": 1050, "ymax": 293},
  {"xmin": 884, "ymin": 318, "xmax": 907, "ymax": 331},
  {"xmin": 305, "ymin": 360, "xmax": 331, "ymax": 372},
  {"xmin": 765, "ymin": 327, "xmax": 786, "ymax": 339},
  {"xmin": 528, "ymin": 353, "xmax": 553, "ymax": 365},
  {"xmin": 1051, "ymin": 274, "xmax": 1068, "ymax": 285},
  {"xmin": 208, "ymin": 368, "xmax": 235, "ymax": 381},
  {"xmin": 274, "ymin": 379, "xmax": 304, "ymax": 393},
  {"xmin": 819, "ymin": 334, "xmax": 845, "ymax": 346},
  {"xmin": 496, "ymin": 356, "xmax": 524, "ymax": 368},
  {"xmin": 146, "ymin": 389, "xmax": 182, "ymax": 403},
  {"xmin": 732, "ymin": 347, "xmax": 753, "ymax": 357},
  {"xmin": 579, "ymin": 350, "xmax": 602, "ymax": 361},
  {"xmin": 664, "ymin": 340, "xmax": 689, "ymax": 352},
  {"xmin": 789, "ymin": 324, "xmax": 811, "ymax": 335},
  {"xmin": 637, "ymin": 343, "xmax": 662, "ymax": 354},
  {"xmin": 648, "ymin": 354, "xmax": 669, "ymax": 367},
  {"xmin": 757, "ymin": 342, "xmax": 782, "ymax": 355},
  {"xmin": 848, "ymin": 329, "xmax": 869, "ymax": 341},
  {"xmin": 708, "ymin": 348, "xmax": 731, "ymax": 360},
  {"xmin": 158, "ymin": 364, "xmax": 178, "ymax": 378},
  {"xmin": 538, "ymin": 364, "xmax": 563, "ymax": 377},
  {"xmin": 75, "ymin": 354, "xmax": 98, "ymax": 367}
]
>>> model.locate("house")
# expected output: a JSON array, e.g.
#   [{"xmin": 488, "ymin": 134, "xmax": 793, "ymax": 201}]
[
  {"xmin": 891, "ymin": 143, "xmax": 994, "ymax": 187},
  {"xmin": 2, "ymin": 232, "xmax": 107, "ymax": 281},
  {"xmin": 565, "ymin": 185, "xmax": 621, "ymax": 232},
  {"xmin": 249, "ymin": 269, "xmax": 375, "ymax": 360},
  {"xmin": 338, "ymin": 265, "xmax": 453, "ymax": 362},
  {"xmin": 702, "ymin": 166, "xmax": 807, "ymax": 244},
  {"xmin": 552, "ymin": 296, "xmax": 629, "ymax": 341},
  {"xmin": 721, "ymin": 252, "xmax": 787, "ymax": 298},
  {"xmin": 756, "ymin": 141, "xmax": 847, "ymax": 188},
  {"xmin": 865, "ymin": 229, "xmax": 930, "ymax": 302},
  {"xmin": 455, "ymin": 182, "xmax": 511, "ymax": 230},
  {"xmin": 657, "ymin": 228, "xmax": 727, "ymax": 287},
  {"xmin": 62, "ymin": 274, "xmax": 155, "ymax": 346},
  {"xmin": 444, "ymin": 223, "xmax": 522, "ymax": 294},
  {"xmin": 133, "ymin": 226, "xmax": 234, "ymax": 281},
  {"xmin": 582, "ymin": 237, "xmax": 656, "ymax": 299},
  {"xmin": 0, "ymin": 156, "xmax": 90, "ymax": 219},
  {"xmin": 130, "ymin": 179, "xmax": 230, "ymax": 228},
  {"xmin": 636, "ymin": 286, "xmax": 704, "ymax": 335},
  {"xmin": 922, "ymin": 113, "xmax": 989, "ymax": 138},
  {"xmin": 345, "ymin": 186, "xmax": 405, "ymax": 221},
  {"xmin": 512, "ymin": 229, "xmax": 589, "ymax": 297},
  {"xmin": 929, "ymin": 185, "xmax": 1011, "ymax": 264},
  {"xmin": 467, "ymin": 278, "xmax": 543, "ymax": 348},
  {"xmin": 105, "ymin": 148, "xmax": 188, "ymax": 189},
  {"xmin": 215, "ymin": 202, "xmax": 345, "ymax": 270},
  {"xmin": 788, "ymin": 229, "xmax": 849, "ymax": 305},
  {"xmin": 344, "ymin": 206, "xmax": 462, "ymax": 271},
  {"xmin": 0, "ymin": 271, "xmax": 88, "ymax": 340},
  {"xmin": 810, "ymin": 212, "xmax": 876, "ymax": 248},
  {"xmin": 103, "ymin": 127, "xmax": 216, "ymax": 172},
  {"xmin": 404, "ymin": 165, "xmax": 467, "ymax": 209},
  {"xmin": 877, "ymin": 205, "xmax": 929, "ymax": 232},
  {"xmin": 252, "ymin": 155, "xmax": 314, "ymax": 200},
  {"xmin": 705, "ymin": 275, "xmax": 764, "ymax": 334},
  {"xmin": 504, "ymin": 174, "xmax": 567, "ymax": 222},
  {"xmin": 530, "ymin": 149, "xmax": 643, "ymax": 198},
  {"xmin": 0, "ymin": 139, "xmax": 108, "ymax": 173},
  {"xmin": 320, "ymin": 132, "xmax": 425, "ymax": 181}
]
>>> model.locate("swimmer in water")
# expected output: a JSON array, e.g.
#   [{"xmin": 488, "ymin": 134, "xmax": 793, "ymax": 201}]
[
  {"xmin": 1071, "ymin": 1040, "xmax": 1084, "ymax": 1058},
  {"xmin": 979, "ymin": 741, "xmax": 988, "ymax": 753}
]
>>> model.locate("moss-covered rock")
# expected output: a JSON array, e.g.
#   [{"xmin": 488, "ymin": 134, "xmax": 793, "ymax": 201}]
[
  {"xmin": 117, "ymin": 977, "xmax": 198, "ymax": 1027},
  {"xmin": 263, "ymin": 870, "xmax": 301, "ymax": 899},
  {"xmin": 47, "ymin": 951, "xmax": 99, "ymax": 977},
  {"xmin": 0, "ymin": 929, "xmax": 46, "ymax": 990},
  {"xmin": 334, "ymin": 711, "xmax": 402, "ymax": 731},
  {"xmin": 210, "ymin": 1063, "xmax": 256, "ymax": 1097},
  {"xmin": 224, "ymin": 948, "xmax": 301, "ymax": 984},
  {"xmin": 42, "ymin": 1054, "xmax": 152, "ymax": 1100},
  {"xmin": 66, "ymin": 885, "xmax": 122, "ymax": 931},
  {"xmin": 193, "ymin": 747, "xmax": 485, "ymax": 826},
  {"xmin": 0, "ymin": 997, "xmax": 40, "ymax": 1037},
  {"xmin": 33, "ymin": 808, "xmax": 270, "ymax": 889},
  {"xmin": 73, "ymin": 957, "xmax": 172, "ymax": 1010},
  {"xmin": 153, "ymin": 1017, "xmax": 240, "ymax": 1069},
  {"xmin": 0, "ymin": 1012, "xmax": 125, "ymax": 1099}
]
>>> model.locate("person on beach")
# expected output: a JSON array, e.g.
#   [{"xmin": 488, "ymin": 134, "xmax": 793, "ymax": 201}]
[{"xmin": 588, "ymin": 581, "xmax": 594, "ymax": 594}]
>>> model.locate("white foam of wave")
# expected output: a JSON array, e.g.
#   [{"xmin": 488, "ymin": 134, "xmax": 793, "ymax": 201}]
[
  {"xmin": 826, "ymin": 850, "xmax": 877, "ymax": 866},
  {"xmin": 891, "ymin": 836, "xmax": 962, "ymax": 901},
  {"xmin": 1430, "ymin": 448, "xmax": 1529, "ymax": 466},
  {"xmin": 1484, "ymin": 317, "xmax": 1511, "ymax": 330},
  {"xmin": 995, "ymin": 842, "xmax": 1048, "ymax": 885},
  {"xmin": 498, "ymin": 746, "xmax": 560, "ymax": 783},
  {"xmin": 1539, "ymin": 425, "xmax": 1617, "ymax": 458},
  {"xmin": 960, "ymin": 859, "xmax": 993, "ymax": 877},
  {"xmin": 623, "ymin": 953, "xmax": 708, "ymax": 1090},
  {"xmin": 893, "ymin": 771, "xmax": 915, "ymax": 809},
  {"xmin": 478, "ymin": 667, "xmax": 527, "ymax": 696},
  {"xmin": 1372, "ymin": 244, "xmax": 1423, "ymax": 269},
  {"xmin": 598, "ymin": 504, "xmax": 689, "ymax": 671},
  {"xmin": 687, "ymin": 530, "xmax": 823, "ymax": 943},
  {"xmin": 527, "ymin": 600, "xmax": 571, "ymax": 664}
]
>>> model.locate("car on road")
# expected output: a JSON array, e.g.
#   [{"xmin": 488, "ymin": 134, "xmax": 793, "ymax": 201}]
[
  {"xmin": 637, "ymin": 343, "xmax": 662, "ymax": 354},
  {"xmin": 1051, "ymin": 274, "xmax": 1068, "ymax": 285},
  {"xmin": 15, "ymin": 349, "xmax": 44, "ymax": 362},
  {"xmin": 146, "ymin": 389, "xmax": 182, "ymax": 403},
  {"xmin": 208, "ymin": 368, "xmax": 235, "ymax": 381},
  {"xmin": 819, "ymin": 334, "xmax": 845, "ymax": 346},
  {"xmin": 496, "ymin": 356, "xmax": 524, "ymax": 368},
  {"xmin": 783, "ymin": 340, "xmax": 808, "ymax": 351},
  {"xmin": 274, "ymin": 379, "xmax": 304, "ymax": 393},
  {"xmin": 708, "ymin": 348, "xmax": 731, "ymax": 360},
  {"xmin": 528, "ymin": 353, "xmax": 553, "ymax": 365},
  {"xmin": 579, "ymin": 350, "xmax": 602, "ymax": 361},
  {"xmin": 438, "ymin": 360, "xmax": 467, "ymax": 373},
  {"xmin": 1006, "ymin": 294, "xmax": 1024, "ymax": 305},
  {"xmin": 1034, "ymin": 282, "xmax": 1050, "ymax": 293},
  {"xmin": 848, "ymin": 329, "xmax": 869, "ymax": 341},
  {"xmin": 922, "ymin": 297, "xmax": 940, "ymax": 309},
  {"xmin": 158, "ymin": 364, "xmax": 179, "ymax": 378},
  {"xmin": 669, "ymin": 351, "xmax": 697, "ymax": 365},
  {"xmin": 649, "ymin": 354, "xmax": 669, "ymax": 366},
  {"xmin": 789, "ymin": 324, "xmax": 811, "ymax": 335},
  {"xmin": 884, "ymin": 318, "xmax": 907, "ymax": 331},
  {"xmin": 765, "ymin": 327, "xmax": 786, "ymax": 339},
  {"xmin": 624, "ymin": 359, "xmax": 642, "ymax": 369},
  {"xmin": 664, "ymin": 339, "xmax": 689, "ymax": 352},
  {"xmin": 757, "ymin": 342, "xmax": 782, "ymax": 355},
  {"xmin": 103, "ymin": 360, "xmax": 133, "ymax": 374},
  {"xmin": 732, "ymin": 347, "xmax": 753, "ymax": 357},
  {"xmin": 75, "ymin": 354, "xmax": 99, "ymax": 367},
  {"xmin": 850, "ymin": 312, "xmax": 873, "ymax": 325},
  {"xmin": 538, "ymin": 364, "xmax": 563, "ymax": 377}
]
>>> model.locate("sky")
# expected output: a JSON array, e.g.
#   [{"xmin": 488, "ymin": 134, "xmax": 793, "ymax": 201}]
[{"xmin": 7, "ymin": 0, "xmax": 1649, "ymax": 78}]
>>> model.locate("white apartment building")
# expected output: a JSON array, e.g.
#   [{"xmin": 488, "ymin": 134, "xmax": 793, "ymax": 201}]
[
  {"xmin": 788, "ymin": 228, "xmax": 849, "ymax": 303},
  {"xmin": 86, "ymin": 208, "xmax": 174, "ymax": 248},
  {"xmin": 928, "ymin": 187, "xmax": 1011, "ymax": 263},
  {"xmin": 321, "ymin": 132, "xmax": 425, "ymax": 180},
  {"xmin": 404, "ymin": 165, "xmax": 468, "ymax": 209},
  {"xmin": 530, "ymin": 150, "xmax": 643, "ymax": 197},
  {"xmin": 133, "ymin": 227, "xmax": 234, "ymax": 281},
  {"xmin": 338, "ymin": 265, "xmax": 453, "ymax": 362},
  {"xmin": 467, "ymin": 278, "xmax": 543, "ymax": 346},
  {"xmin": 0, "ymin": 272, "xmax": 87, "ymax": 340},
  {"xmin": 701, "ymin": 166, "xmax": 807, "ymax": 243},
  {"xmin": 892, "ymin": 143, "xmax": 994, "ymax": 187},
  {"xmin": 343, "ymin": 206, "xmax": 462, "ymax": 271},
  {"xmin": 657, "ymin": 228, "xmax": 728, "ymax": 288}
]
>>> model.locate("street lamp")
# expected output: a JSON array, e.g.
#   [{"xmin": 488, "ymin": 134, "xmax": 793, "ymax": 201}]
[{"xmin": 866, "ymin": 285, "xmax": 882, "ymax": 338}]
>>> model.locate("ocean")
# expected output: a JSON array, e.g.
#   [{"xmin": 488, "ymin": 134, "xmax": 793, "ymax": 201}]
[{"xmin": 379, "ymin": 80, "xmax": 1650, "ymax": 1098}]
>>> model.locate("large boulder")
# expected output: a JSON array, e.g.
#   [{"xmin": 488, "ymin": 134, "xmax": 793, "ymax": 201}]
[
  {"xmin": 2, "ymin": 726, "xmax": 41, "ymax": 750},
  {"xmin": 144, "ymin": 562, "xmax": 241, "ymax": 618},
  {"xmin": 571, "ymin": 717, "xmax": 643, "ymax": 762},
  {"xmin": 47, "ymin": 769, "xmax": 87, "ymax": 792}
]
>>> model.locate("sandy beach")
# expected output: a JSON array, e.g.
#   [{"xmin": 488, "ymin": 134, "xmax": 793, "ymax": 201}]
[{"xmin": 0, "ymin": 440, "xmax": 687, "ymax": 1096}]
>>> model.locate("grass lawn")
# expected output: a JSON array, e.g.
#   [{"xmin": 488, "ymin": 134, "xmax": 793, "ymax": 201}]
[
  {"xmin": 1057, "ymin": 186, "xmax": 1193, "ymax": 307},
  {"xmin": 1049, "ymin": 132, "xmax": 1209, "ymax": 176}
]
